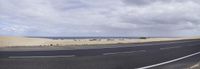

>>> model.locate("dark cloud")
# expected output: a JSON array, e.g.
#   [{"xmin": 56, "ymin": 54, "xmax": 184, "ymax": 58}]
[{"xmin": 123, "ymin": 0, "xmax": 155, "ymax": 6}]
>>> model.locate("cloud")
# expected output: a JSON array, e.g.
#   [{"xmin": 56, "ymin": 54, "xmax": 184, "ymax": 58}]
[
  {"xmin": 119, "ymin": 0, "xmax": 200, "ymax": 36},
  {"xmin": 123, "ymin": 0, "xmax": 155, "ymax": 6},
  {"xmin": 0, "ymin": 0, "xmax": 200, "ymax": 37},
  {"xmin": 123, "ymin": 0, "xmax": 200, "ymax": 6}
]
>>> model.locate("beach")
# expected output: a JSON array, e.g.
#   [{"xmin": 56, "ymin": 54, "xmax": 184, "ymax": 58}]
[{"xmin": 0, "ymin": 36, "xmax": 199, "ymax": 48}]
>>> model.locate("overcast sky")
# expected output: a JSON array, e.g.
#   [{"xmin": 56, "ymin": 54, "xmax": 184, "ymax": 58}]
[{"xmin": 1, "ymin": 0, "xmax": 200, "ymax": 37}]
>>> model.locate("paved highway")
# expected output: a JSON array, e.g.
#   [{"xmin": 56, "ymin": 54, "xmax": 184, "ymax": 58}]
[{"xmin": 0, "ymin": 39, "xmax": 200, "ymax": 69}]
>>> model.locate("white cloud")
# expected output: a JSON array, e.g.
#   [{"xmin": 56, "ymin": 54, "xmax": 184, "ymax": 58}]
[{"xmin": 0, "ymin": 0, "xmax": 200, "ymax": 37}]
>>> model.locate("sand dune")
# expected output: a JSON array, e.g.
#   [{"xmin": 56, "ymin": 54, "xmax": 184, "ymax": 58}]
[{"xmin": 0, "ymin": 36, "xmax": 199, "ymax": 47}]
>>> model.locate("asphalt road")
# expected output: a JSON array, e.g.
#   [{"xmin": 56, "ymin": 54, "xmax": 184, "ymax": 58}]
[{"xmin": 0, "ymin": 39, "xmax": 200, "ymax": 69}]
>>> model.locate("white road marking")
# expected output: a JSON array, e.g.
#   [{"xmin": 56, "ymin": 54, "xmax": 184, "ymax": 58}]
[
  {"xmin": 136, "ymin": 51, "xmax": 200, "ymax": 69},
  {"xmin": 138, "ymin": 41, "xmax": 195, "ymax": 47},
  {"xmin": 8, "ymin": 55, "xmax": 75, "ymax": 58},
  {"xmin": 103, "ymin": 50, "xmax": 146, "ymax": 55},
  {"xmin": 85, "ymin": 40, "xmax": 195, "ymax": 51},
  {"xmin": 160, "ymin": 46, "xmax": 182, "ymax": 50}
]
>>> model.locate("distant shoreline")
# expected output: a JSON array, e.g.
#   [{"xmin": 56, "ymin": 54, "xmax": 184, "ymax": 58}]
[{"xmin": 27, "ymin": 36, "xmax": 179, "ymax": 40}]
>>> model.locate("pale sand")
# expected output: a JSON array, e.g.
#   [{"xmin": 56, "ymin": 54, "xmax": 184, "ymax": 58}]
[
  {"xmin": 189, "ymin": 61, "xmax": 200, "ymax": 69},
  {"xmin": 0, "ymin": 36, "xmax": 199, "ymax": 47}
]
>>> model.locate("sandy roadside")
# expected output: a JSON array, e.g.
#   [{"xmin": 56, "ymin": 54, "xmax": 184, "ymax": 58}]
[
  {"xmin": 0, "ymin": 36, "xmax": 199, "ymax": 48},
  {"xmin": 189, "ymin": 61, "xmax": 200, "ymax": 69}
]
